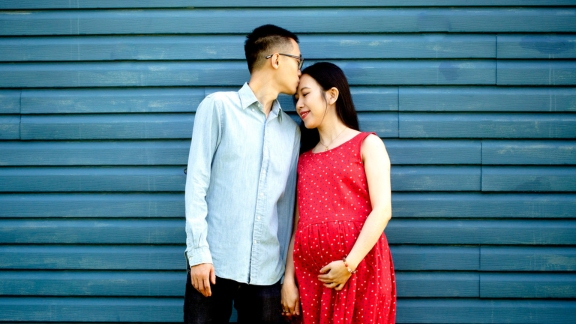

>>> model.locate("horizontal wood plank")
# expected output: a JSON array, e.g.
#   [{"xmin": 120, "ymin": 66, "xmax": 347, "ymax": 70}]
[
  {"xmin": 399, "ymin": 113, "xmax": 576, "ymax": 139},
  {"xmin": 335, "ymin": 60, "xmax": 495, "ymax": 86},
  {"xmin": 0, "ymin": 245, "xmax": 476, "ymax": 271},
  {"xmin": 0, "ymin": 116, "xmax": 19, "ymax": 140},
  {"xmin": 385, "ymin": 139, "xmax": 481, "ymax": 164},
  {"xmin": 0, "ymin": 167, "xmax": 187, "ymax": 192},
  {"xmin": 481, "ymin": 246, "xmax": 576, "ymax": 271},
  {"xmin": 386, "ymin": 219, "xmax": 576, "ymax": 245},
  {"xmin": 398, "ymin": 298, "xmax": 576, "ymax": 324},
  {"xmin": 0, "ymin": 165, "xmax": 479, "ymax": 192},
  {"xmin": 0, "ymin": 35, "xmax": 243, "ymax": 62},
  {"xmin": 3, "ymin": 193, "xmax": 575, "ymax": 219},
  {"xmin": 17, "ymin": 87, "xmax": 396, "ymax": 114},
  {"xmin": 0, "ymin": 140, "xmax": 190, "ymax": 166},
  {"xmin": 0, "ymin": 90, "xmax": 20, "ymax": 114},
  {"xmin": 2, "ymin": 0, "xmax": 575, "ymax": 9},
  {"xmin": 391, "ymin": 246, "xmax": 479, "ymax": 271},
  {"xmin": 482, "ymin": 166, "xmax": 576, "ymax": 192},
  {"xmin": 303, "ymin": 34, "xmax": 495, "ymax": 59},
  {"xmin": 0, "ymin": 245, "xmax": 186, "ymax": 270},
  {"xmin": 0, "ymin": 219, "xmax": 185, "ymax": 244},
  {"xmin": 0, "ymin": 34, "xmax": 496, "ymax": 62},
  {"xmin": 0, "ymin": 62, "xmax": 249, "ymax": 88},
  {"xmin": 0, "ymin": 61, "xmax": 496, "ymax": 88},
  {"xmin": 0, "ymin": 139, "xmax": 483, "ymax": 166},
  {"xmin": 0, "ymin": 270, "xmax": 185, "ymax": 297},
  {"xmin": 498, "ymin": 35, "xmax": 576, "ymax": 59},
  {"xmin": 0, "ymin": 193, "xmax": 184, "ymax": 217},
  {"xmin": 0, "ymin": 297, "xmax": 574, "ymax": 323},
  {"xmin": 482, "ymin": 140, "xmax": 576, "ymax": 165},
  {"xmin": 10, "ymin": 216, "xmax": 562, "ymax": 257},
  {"xmin": 399, "ymin": 87, "xmax": 576, "ymax": 112},
  {"xmin": 0, "ymin": 9, "xmax": 574, "ymax": 35},
  {"xmin": 497, "ymin": 61, "xmax": 576, "ymax": 85},
  {"xmin": 392, "ymin": 193, "xmax": 576, "ymax": 218},
  {"xmin": 21, "ymin": 88, "xmax": 205, "ymax": 114},
  {"xmin": 18, "ymin": 112, "xmax": 395, "ymax": 140},
  {"xmin": 0, "ymin": 270, "xmax": 480, "ymax": 298},
  {"xmin": 20, "ymin": 114, "xmax": 194, "ymax": 140},
  {"xmin": 343, "ymin": 87, "xmax": 399, "ymax": 111},
  {"xmin": 0, "ymin": 297, "xmax": 182, "ymax": 322},
  {"xmin": 396, "ymin": 272, "xmax": 479, "ymax": 297},
  {"xmin": 481, "ymin": 273, "xmax": 576, "ymax": 298},
  {"xmin": 392, "ymin": 166, "xmax": 481, "ymax": 191},
  {"xmin": 359, "ymin": 112, "xmax": 399, "ymax": 138},
  {"xmin": 281, "ymin": 87, "xmax": 399, "ymax": 112}
]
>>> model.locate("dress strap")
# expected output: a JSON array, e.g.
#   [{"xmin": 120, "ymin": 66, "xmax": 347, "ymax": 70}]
[
  {"xmin": 356, "ymin": 132, "xmax": 376, "ymax": 142},
  {"xmin": 355, "ymin": 132, "xmax": 377, "ymax": 159}
]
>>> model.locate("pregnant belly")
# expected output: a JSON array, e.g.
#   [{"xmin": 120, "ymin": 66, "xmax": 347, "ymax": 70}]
[{"xmin": 293, "ymin": 220, "xmax": 364, "ymax": 274}]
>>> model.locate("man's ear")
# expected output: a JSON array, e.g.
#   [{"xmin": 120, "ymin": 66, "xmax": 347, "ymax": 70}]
[
  {"xmin": 270, "ymin": 53, "xmax": 280, "ymax": 70},
  {"xmin": 327, "ymin": 87, "xmax": 339, "ymax": 104}
]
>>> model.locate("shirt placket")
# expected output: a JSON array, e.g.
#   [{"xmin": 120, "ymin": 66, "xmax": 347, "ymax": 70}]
[{"xmin": 249, "ymin": 104, "xmax": 271, "ymax": 283}]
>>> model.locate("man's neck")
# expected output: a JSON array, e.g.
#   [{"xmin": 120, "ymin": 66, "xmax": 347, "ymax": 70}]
[{"xmin": 247, "ymin": 74, "xmax": 280, "ymax": 117}]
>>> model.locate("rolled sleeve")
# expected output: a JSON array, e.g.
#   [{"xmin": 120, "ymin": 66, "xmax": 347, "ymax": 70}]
[{"xmin": 184, "ymin": 95, "xmax": 221, "ymax": 267}]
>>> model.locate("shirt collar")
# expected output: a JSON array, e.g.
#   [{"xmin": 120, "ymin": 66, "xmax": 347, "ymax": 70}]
[{"xmin": 238, "ymin": 83, "xmax": 283, "ymax": 122}]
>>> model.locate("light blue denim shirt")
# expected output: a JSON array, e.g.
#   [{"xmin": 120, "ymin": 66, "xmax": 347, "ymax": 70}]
[{"xmin": 185, "ymin": 83, "xmax": 300, "ymax": 285}]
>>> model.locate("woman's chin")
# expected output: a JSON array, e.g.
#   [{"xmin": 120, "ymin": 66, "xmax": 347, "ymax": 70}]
[{"xmin": 302, "ymin": 120, "xmax": 317, "ymax": 129}]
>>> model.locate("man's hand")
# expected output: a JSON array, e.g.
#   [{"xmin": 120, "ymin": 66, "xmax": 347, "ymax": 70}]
[
  {"xmin": 190, "ymin": 263, "xmax": 216, "ymax": 297},
  {"xmin": 281, "ymin": 280, "xmax": 300, "ymax": 320}
]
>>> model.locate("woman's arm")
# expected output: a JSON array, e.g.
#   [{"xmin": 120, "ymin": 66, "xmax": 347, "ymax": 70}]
[{"xmin": 318, "ymin": 134, "xmax": 392, "ymax": 290}]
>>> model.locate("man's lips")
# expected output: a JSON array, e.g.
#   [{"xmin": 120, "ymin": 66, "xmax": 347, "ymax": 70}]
[{"xmin": 300, "ymin": 111, "xmax": 309, "ymax": 119}]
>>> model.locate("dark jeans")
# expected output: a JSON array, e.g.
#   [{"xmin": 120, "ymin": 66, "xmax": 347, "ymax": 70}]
[{"xmin": 184, "ymin": 271, "xmax": 284, "ymax": 324}]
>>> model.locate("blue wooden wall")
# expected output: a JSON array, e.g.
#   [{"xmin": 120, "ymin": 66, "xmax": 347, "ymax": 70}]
[{"xmin": 1, "ymin": 1, "xmax": 576, "ymax": 323}]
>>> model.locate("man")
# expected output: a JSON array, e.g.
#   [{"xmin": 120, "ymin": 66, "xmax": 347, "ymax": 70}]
[{"xmin": 183, "ymin": 24, "xmax": 302, "ymax": 324}]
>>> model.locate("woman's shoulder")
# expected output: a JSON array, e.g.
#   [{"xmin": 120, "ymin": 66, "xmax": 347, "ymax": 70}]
[
  {"xmin": 360, "ymin": 132, "xmax": 382, "ymax": 147},
  {"xmin": 360, "ymin": 133, "xmax": 389, "ymax": 162}
]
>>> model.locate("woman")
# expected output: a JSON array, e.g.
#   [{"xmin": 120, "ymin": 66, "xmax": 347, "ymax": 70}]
[{"xmin": 281, "ymin": 62, "xmax": 396, "ymax": 324}]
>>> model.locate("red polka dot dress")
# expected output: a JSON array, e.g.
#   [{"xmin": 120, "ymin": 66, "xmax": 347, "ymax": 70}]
[{"xmin": 293, "ymin": 132, "xmax": 396, "ymax": 324}]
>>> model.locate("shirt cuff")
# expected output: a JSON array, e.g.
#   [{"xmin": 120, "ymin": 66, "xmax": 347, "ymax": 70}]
[{"xmin": 186, "ymin": 246, "xmax": 213, "ymax": 268}]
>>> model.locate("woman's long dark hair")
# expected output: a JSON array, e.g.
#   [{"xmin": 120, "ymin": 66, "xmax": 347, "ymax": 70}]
[{"xmin": 298, "ymin": 62, "xmax": 360, "ymax": 153}]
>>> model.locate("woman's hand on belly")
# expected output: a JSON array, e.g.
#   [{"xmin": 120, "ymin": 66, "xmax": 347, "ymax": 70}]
[{"xmin": 318, "ymin": 260, "xmax": 353, "ymax": 290}]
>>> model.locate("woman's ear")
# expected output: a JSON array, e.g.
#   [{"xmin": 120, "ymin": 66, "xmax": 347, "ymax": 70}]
[{"xmin": 327, "ymin": 87, "xmax": 339, "ymax": 105}]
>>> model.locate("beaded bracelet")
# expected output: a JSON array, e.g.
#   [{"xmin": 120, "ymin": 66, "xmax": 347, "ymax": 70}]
[{"xmin": 342, "ymin": 257, "xmax": 357, "ymax": 274}]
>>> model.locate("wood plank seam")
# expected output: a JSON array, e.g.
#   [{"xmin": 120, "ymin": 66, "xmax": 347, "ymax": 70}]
[
  {"xmin": 480, "ymin": 141, "xmax": 483, "ymax": 192},
  {"xmin": 18, "ymin": 89, "xmax": 22, "ymax": 140},
  {"xmin": 396, "ymin": 86, "xmax": 400, "ymax": 135},
  {"xmin": 495, "ymin": 38, "xmax": 498, "ymax": 82}
]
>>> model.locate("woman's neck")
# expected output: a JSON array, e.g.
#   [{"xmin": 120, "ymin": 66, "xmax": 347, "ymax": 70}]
[{"xmin": 317, "ymin": 118, "xmax": 350, "ymax": 151}]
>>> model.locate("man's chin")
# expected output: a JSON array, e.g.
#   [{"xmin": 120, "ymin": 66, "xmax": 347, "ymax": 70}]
[{"xmin": 281, "ymin": 87, "xmax": 297, "ymax": 96}]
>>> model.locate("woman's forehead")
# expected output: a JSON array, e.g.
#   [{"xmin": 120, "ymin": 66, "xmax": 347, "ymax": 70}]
[{"xmin": 298, "ymin": 75, "xmax": 318, "ymax": 89}]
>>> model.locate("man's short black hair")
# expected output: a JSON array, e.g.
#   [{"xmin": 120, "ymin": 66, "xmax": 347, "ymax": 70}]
[{"xmin": 244, "ymin": 24, "xmax": 299, "ymax": 73}]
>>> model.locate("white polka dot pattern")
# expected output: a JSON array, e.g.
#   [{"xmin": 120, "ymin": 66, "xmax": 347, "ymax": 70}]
[{"xmin": 294, "ymin": 132, "xmax": 397, "ymax": 324}]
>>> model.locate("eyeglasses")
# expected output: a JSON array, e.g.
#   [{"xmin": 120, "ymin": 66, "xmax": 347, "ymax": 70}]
[{"xmin": 265, "ymin": 53, "xmax": 304, "ymax": 70}]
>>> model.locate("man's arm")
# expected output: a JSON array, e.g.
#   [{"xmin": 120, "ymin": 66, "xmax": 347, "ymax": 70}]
[
  {"xmin": 277, "ymin": 127, "xmax": 301, "ymax": 265},
  {"xmin": 184, "ymin": 95, "xmax": 221, "ymax": 296}
]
